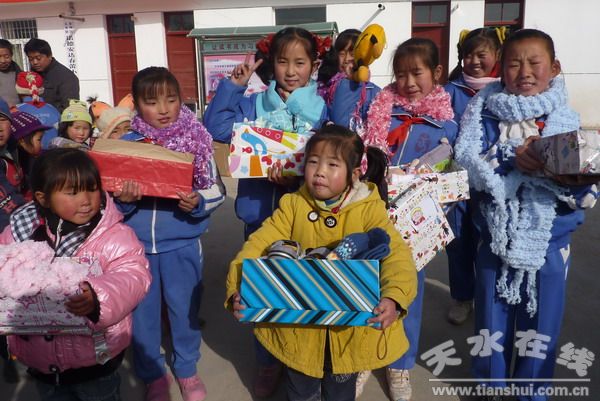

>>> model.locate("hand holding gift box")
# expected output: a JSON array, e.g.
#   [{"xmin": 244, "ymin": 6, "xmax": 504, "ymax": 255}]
[
  {"xmin": 0, "ymin": 241, "xmax": 102, "ymax": 334},
  {"xmin": 533, "ymin": 130, "xmax": 600, "ymax": 176},
  {"xmin": 89, "ymin": 138, "xmax": 194, "ymax": 199},
  {"xmin": 227, "ymin": 122, "xmax": 313, "ymax": 178}
]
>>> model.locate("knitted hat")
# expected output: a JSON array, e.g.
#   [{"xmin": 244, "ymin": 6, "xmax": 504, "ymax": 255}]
[
  {"xmin": 0, "ymin": 97, "xmax": 11, "ymax": 121},
  {"xmin": 117, "ymin": 93, "xmax": 135, "ymax": 111},
  {"xmin": 10, "ymin": 111, "xmax": 51, "ymax": 141},
  {"xmin": 15, "ymin": 71, "xmax": 45, "ymax": 103},
  {"xmin": 89, "ymin": 99, "xmax": 111, "ymax": 122},
  {"xmin": 97, "ymin": 106, "xmax": 133, "ymax": 139},
  {"xmin": 61, "ymin": 100, "xmax": 92, "ymax": 124}
]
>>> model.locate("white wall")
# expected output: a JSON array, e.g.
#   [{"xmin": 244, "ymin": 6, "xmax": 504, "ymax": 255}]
[
  {"xmin": 328, "ymin": 2, "xmax": 412, "ymax": 88},
  {"xmin": 523, "ymin": 0, "xmax": 600, "ymax": 128},
  {"xmin": 194, "ymin": 7, "xmax": 273, "ymax": 28},
  {"xmin": 134, "ymin": 12, "xmax": 168, "ymax": 70}
]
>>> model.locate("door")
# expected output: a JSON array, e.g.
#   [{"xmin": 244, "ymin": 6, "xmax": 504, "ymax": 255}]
[
  {"xmin": 107, "ymin": 14, "xmax": 138, "ymax": 104},
  {"xmin": 412, "ymin": 2, "xmax": 450, "ymax": 83},
  {"xmin": 165, "ymin": 12, "xmax": 198, "ymax": 111}
]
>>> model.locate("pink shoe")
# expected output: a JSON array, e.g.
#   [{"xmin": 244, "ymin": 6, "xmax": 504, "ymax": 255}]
[
  {"xmin": 145, "ymin": 375, "xmax": 172, "ymax": 401},
  {"xmin": 177, "ymin": 375, "xmax": 207, "ymax": 401}
]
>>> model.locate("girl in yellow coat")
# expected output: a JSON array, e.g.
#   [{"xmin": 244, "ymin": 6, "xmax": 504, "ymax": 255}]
[{"xmin": 226, "ymin": 125, "xmax": 417, "ymax": 401}]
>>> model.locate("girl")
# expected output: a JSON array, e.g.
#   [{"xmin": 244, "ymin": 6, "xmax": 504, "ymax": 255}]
[
  {"xmin": 1, "ymin": 148, "xmax": 150, "ymax": 400},
  {"xmin": 203, "ymin": 27, "xmax": 329, "ymax": 397},
  {"xmin": 117, "ymin": 66, "xmax": 224, "ymax": 401},
  {"xmin": 96, "ymin": 106, "xmax": 132, "ymax": 139},
  {"xmin": 52, "ymin": 99, "xmax": 93, "ymax": 148},
  {"xmin": 347, "ymin": 37, "xmax": 458, "ymax": 400},
  {"xmin": 444, "ymin": 27, "xmax": 504, "ymax": 326},
  {"xmin": 317, "ymin": 28, "xmax": 361, "ymax": 101},
  {"xmin": 455, "ymin": 29, "xmax": 597, "ymax": 401},
  {"xmin": 10, "ymin": 110, "xmax": 52, "ymax": 197},
  {"xmin": 227, "ymin": 125, "xmax": 417, "ymax": 401}
]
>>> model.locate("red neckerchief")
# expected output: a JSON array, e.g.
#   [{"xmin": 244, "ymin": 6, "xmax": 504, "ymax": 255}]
[
  {"xmin": 535, "ymin": 121, "xmax": 545, "ymax": 131},
  {"xmin": 461, "ymin": 86, "xmax": 477, "ymax": 97},
  {"xmin": 387, "ymin": 115, "xmax": 427, "ymax": 156},
  {"xmin": 330, "ymin": 187, "xmax": 353, "ymax": 214},
  {"xmin": 1, "ymin": 157, "xmax": 23, "ymax": 188}
]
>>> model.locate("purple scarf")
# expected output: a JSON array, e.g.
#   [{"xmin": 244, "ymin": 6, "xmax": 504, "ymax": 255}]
[{"xmin": 131, "ymin": 106, "xmax": 215, "ymax": 190}]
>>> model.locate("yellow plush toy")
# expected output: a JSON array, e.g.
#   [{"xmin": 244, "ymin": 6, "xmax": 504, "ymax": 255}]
[{"xmin": 351, "ymin": 24, "xmax": 387, "ymax": 82}]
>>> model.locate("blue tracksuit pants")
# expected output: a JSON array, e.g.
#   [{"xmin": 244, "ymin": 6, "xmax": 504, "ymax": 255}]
[
  {"xmin": 388, "ymin": 268, "xmax": 425, "ymax": 369},
  {"xmin": 132, "ymin": 240, "xmax": 204, "ymax": 382},
  {"xmin": 446, "ymin": 201, "xmax": 477, "ymax": 301},
  {"xmin": 472, "ymin": 240, "xmax": 571, "ymax": 401}
]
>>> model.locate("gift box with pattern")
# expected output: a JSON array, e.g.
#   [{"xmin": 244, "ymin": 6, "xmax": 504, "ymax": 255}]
[
  {"xmin": 388, "ymin": 169, "xmax": 470, "ymax": 204},
  {"xmin": 239, "ymin": 258, "xmax": 380, "ymax": 327},
  {"xmin": 388, "ymin": 181, "xmax": 454, "ymax": 271},
  {"xmin": 227, "ymin": 123, "xmax": 313, "ymax": 178},
  {"xmin": 533, "ymin": 130, "xmax": 600, "ymax": 175}
]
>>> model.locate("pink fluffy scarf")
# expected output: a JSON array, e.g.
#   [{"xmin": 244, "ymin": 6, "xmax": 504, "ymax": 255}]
[
  {"xmin": 363, "ymin": 84, "xmax": 454, "ymax": 153},
  {"xmin": 131, "ymin": 106, "xmax": 215, "ymax": 190}
]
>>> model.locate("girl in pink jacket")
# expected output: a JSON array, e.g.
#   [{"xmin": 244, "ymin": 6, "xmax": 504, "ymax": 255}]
[{"xmin": 1, "ymin": 148, "xmax": 151, "ymax": 400}]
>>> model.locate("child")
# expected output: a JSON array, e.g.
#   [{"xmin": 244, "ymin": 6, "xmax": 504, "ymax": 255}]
[
  {"xmin": 0, "ymin": 99, "xmax": 25, "ymax": 222},
  {"xmin": 349, "ymin": 37, "xmax": 458, "ymax": 400},
  {"xmin": 444, "ymin": 27, "xmax": 504, "ymax": 325},
  {"xmin": 0, "ymin": 147, "xmax": 150, "ymax": 400},
  {"xmin": 51, "ymin": 99, "xmax": 93, "ymax": 149},
  {"xmin": 227, "ymin": 125, "xmax": 417, "ymax": 401},
  {"xmin": 203, "ymin": 27, "xmax": 329, "ymax": 397},
  {"xmin": 317, "ymin": 28, "xmax": 361, "ymax": 101},
  {"xmin": 116, "ymin": 66, "xmax": 224, "ymax": 401},
  {"xmin": 455, "ymin": 29, "xmax": 598, "ymax": 401},
  {"xmin": 96, "ymin": 106, "xmax": 132, "ymax": 139},
  {"xmin": 9, "ymin": 110, "xmax": 53, "ymax": 197},
  {"xmin": 15, "ymin": 71, "xmax": 60, "ymax": 149}
]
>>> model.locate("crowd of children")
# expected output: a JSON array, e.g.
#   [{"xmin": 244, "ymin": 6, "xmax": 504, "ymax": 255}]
[{"xmin": 0, "ymin": 23, "xmax": 596, "ymax": 401}]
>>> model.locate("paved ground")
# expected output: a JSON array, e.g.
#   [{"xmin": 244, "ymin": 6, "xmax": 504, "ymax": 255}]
[{"xmin": 2, "ymin": 177, "xmax": 598, "ymax": 401}]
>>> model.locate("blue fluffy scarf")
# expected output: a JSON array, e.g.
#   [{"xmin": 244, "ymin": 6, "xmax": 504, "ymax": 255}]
[
  {"xmin": 255, "ymin": 80, "xmax": 325, "ymax": 134},
  {"xmin": 455, "ymin": 77, "xmax": 579, "ymax": 316}
]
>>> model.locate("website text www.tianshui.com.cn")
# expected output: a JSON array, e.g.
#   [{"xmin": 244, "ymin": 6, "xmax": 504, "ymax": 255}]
[{"xmin": 430, "ymin": 383, "xmax": 590, "ymax": 398}]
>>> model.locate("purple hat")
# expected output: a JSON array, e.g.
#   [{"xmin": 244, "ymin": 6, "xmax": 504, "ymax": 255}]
[
  {"xmin": 0, "ymin": 97, "xmax": 11, "ymax": 121},
  {"xmin": 10, "ymin": 111, "xmax": 51, "ymax": 141}
]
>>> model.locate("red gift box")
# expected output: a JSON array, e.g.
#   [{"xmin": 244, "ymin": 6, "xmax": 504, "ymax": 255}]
[{"xmin": 89, "ymin": 139, "xmax": 194, "ymax": 199}]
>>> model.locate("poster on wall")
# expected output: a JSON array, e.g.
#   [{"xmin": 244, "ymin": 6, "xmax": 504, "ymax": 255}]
[{"xmin": 202, "ymin": 54, "xmax": 267, "ymax": 104}]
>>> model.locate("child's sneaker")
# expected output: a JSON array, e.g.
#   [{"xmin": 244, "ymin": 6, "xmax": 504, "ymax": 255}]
[
  {"xmin": 177, "ymin": 374, "xmax": 207, "ymax": 401},
  {"xmin": 355, "ymin": 370, "xmax": 371, "ymax": 398},
  {"xmin": 447, "ymin": 300, "xmax": 473, "ymax": 325},
  {"xmin": 253, "ymin": 363, "xmax": 283, "ymax": 398},
  {"xmin": 145, "ymin": 374, "xmax": 172, "ymax": 401},
  {"xmin": 386, "ymin": 368, "xmax": 412, "ymax": 401}
]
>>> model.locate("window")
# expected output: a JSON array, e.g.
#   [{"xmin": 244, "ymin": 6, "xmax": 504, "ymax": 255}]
[
  {"xmin": 0, "ymin": 19, "xmax": 37, "ymax": 69},
  {"xmin": 165, "ymin": 12, "xmax": 194, "ymax": 32},
  {"xmin": 413, "ymin": 3, "xmax": 448, "ymax": 25},
  {"xmin": 275, "ymin": 6, "xmax": 326, "ymax": 25},
  {"xmin": 485, "ymin": 0, "xmax": 523, "ymax": 29},
  {"xmin": 107, "ymin": 15, "xmax": 134, "ymax": 34}
]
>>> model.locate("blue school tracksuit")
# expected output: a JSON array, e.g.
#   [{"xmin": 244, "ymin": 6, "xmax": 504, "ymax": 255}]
[
  {"xmin": 203, "ymin": 78, "xmax": 327, "ymax": 365},
  {"xmin": 444, "ymin": 76, "xmax": 479, "ymax": 303},
  {"xmin": 332, "ymin": 82, "xmax": 459, "ymax": 370},
  {"xmin": 116, "ymin": 132, "xmax": 225, "ymax": 382},
  {"xmin": 471, "ymin": 113, "xmax": 597, "ymax": 400},
  {"xmin": 328, "ymin": 78, "xmax": 380, "ymax": 129}
]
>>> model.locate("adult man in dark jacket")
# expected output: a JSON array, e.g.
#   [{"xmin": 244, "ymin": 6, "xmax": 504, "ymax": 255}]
[
  {"xmin": 0, "ymin": 39, "xmax": 21, "ymax": 107},
  {"xmin": 24, "ymin": 38, "xmax": 79, "ymax": 112}
]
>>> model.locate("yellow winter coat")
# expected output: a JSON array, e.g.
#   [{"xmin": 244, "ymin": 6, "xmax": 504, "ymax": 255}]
[{"xmin": 225, "ymin": 182, "xmax": 417, "ymax": 378}]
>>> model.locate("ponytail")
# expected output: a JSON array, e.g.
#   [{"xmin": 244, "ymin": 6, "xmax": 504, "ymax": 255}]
[{"xmin": 362, "ymin": 146, "xmax": 389, "ymax": 207}]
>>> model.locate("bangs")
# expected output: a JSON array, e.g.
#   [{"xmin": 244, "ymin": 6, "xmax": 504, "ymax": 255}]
[
  {"xmin": 139, "ymin": 81, "xmax": 179, "ymax": 101},
  {"xmin": 52, "ymin": 167, "xmax": 100, "ymax": 193}
]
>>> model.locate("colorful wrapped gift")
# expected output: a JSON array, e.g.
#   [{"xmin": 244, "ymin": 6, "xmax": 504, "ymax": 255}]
[
  {"xmin": 89, "ymin": 138, "xmax": 194, "ymax": 199},
  {"xmin": 388, "ymin": 168, "xmax": 470, "ymax": 204},
  {"xmin": 533, "ymin": 130, "xmax": 600, "ymax": 175},
  {"xmin": 0, "ymin": 241, "xmax": 103, "ymax": 335},
  {"xmin": 388, "ymin": 182, "xmax": 454, "ymax": 271},
  {"xmin": 228, "ymin": 123, "xmax": 313, "ymax": 178},
  {"xmin": 239, "ymin": 258, "xmax": 380, "ymax": 327}
]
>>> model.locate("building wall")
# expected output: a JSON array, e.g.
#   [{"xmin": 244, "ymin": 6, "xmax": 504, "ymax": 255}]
[{"xmin": 0, "ymin": 0, "xmax": 599, "ymax": 126}]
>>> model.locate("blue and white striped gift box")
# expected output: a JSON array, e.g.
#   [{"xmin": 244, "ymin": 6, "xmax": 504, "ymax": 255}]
[{"xmin": 239, "ymin": 258, "xmax": 380, "ymax": 327}]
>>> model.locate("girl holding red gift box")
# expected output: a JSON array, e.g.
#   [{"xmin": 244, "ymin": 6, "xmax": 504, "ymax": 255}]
[
  {"xmin": 0, "ymin": 148, "xmax": 150, "ymax": 401},
  {"xmin": 115, "ymin": 66, "xmax": 225, "ymax": 401},
  {"xmin": 203, "ymin": 26, "xmax": 330, "ymax": 397}
]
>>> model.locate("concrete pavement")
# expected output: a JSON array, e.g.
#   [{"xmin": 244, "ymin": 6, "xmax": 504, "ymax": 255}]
[{"xmin": 3, "ymin": 177, "xmax": 598, "ymax": 400}]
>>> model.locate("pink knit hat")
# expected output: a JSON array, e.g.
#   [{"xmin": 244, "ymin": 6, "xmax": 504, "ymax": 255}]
[{"xmin": 15, "ymin": 71, "xmax": 45, "ymax": 103}]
